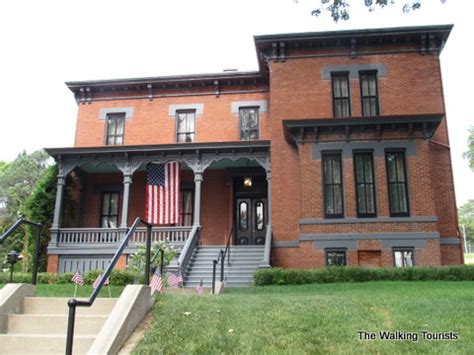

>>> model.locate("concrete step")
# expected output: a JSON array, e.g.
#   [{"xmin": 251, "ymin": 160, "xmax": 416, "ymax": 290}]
[
  {"xmin": 0, "ymin": 333, "xmax": 95, "ymax": 354},
  {"xmin": 7, "ymin": 314, "xmax": 107, "ymax": 335},
  {"xmin": 23, "ymin": 297, "xmax": 117, "ymax": 315}
]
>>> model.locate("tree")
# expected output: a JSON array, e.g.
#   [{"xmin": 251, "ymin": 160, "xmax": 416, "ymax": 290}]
[
  {"xmin": 459, "ymin": 200, "xmax": 474, "ymax": 245},
  {"xmin": 463, "ymin": 126, "xmax": 474, "ymax": 171},
  {"xmin": 0, "ymin": 150, "xmax": 50, "ymax": 270},
  {"xmin": 22, "ymin": 165, "xmax": 58, "ymax": 272},
  {"xmin": 310, "ymin": 0, "xmax": 447, "ymax": 22}
]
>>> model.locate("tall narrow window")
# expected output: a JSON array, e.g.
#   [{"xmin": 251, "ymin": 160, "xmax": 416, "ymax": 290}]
[
  {"xmin": 354, "ymin": 152, "xmax": 376, "ymax": 217},
  {"xmin": 100, "ymin": 192, "xmax": 120, "ymax": 228},
  {"xmin": 360, "ymin": 71, "xmax": 379, "ymax": 116},
  {"xmin": 105, "ymin": 113, "xmax": 125, "ymax": 145},
  {"xmin": 179, "ymin": 190, "xmax": 194, "ymax": 226},
  {"xmin": 176, "ymin": 110, "xmax": 195, "ymax": 142},
  {"xmin": 323, "ymin": 153, "xmax": 344, "ymax": 218},
  {"xmin": 239, "ymin": 107, "xmax": 259, "ymax": 140},
  {"xmin": 386, "ymin": 151, "xmax": 410, "ymax": 217},
  {"xmin": 331, "ymin": 73, "xmax": 351, "ymax": 117}
]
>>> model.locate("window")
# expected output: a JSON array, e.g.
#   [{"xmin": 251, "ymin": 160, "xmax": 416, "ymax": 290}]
[
  {"xmin": 354, "ymin": 152, "xmax": 376, "ymax": 217},
  {"xmin": 100, "ymin": 192, "xmax": 120, "ymax": 228},
  {"xmin": 323, "ymin": 153, "xmax": 344, "ymax": 218},
  {"xmin": 179, "ymin": 190, "xmax": 194, "ymax": 226},
  {"xmin": 326, "ymin": 249, "xmax": 347, "ymax": 266},
  {"xmin": 331, "ymin": 73, "xmax": 351, "ymax": 117},
  {"xmin": 105, "ymin": 113, "xmax": 125, "ymax": 145},
  {"xmin": 239, "ymin": 107, "xmax": 259, "ymax": 140},
  {"xmin": 360, "ymin": 71, "xmax": 379, "ymax": 116},
  {"xmin": 393, "ymin": 248, "xmax": 414, "ymax": 267},
  {"xmin": 176, "ymin": 110, "xmax": 195, "ymax": 142},
  {"xmin": 386, "ymin": 151, "xmax": 410, "ymax": 217}
]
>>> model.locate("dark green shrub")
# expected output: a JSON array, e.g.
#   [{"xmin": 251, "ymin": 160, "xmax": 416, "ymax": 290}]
[{"xmin": 253, "ymin": 265, "xmax": 474, "ymax": 286}]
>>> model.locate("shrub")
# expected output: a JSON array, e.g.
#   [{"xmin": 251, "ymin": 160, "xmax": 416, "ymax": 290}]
[{"xmin": 253, "ymin": 265, "xmax": 474, "ymax": 286}]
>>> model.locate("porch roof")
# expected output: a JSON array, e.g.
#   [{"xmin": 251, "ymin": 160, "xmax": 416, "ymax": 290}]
[{"xmin": 45, "ymin": 140, "xmax": 270, "ymax": 159}]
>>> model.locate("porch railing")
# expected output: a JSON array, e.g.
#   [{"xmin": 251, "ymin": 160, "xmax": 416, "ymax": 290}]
[{"xmin": 56, "ymin": 226, "xmax": 192, "ymax": 246}]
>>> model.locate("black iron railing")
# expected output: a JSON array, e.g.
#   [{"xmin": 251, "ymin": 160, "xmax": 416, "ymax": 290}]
[
  {"xmin": 0, "ymin": 218, "xmax": 42, "ymax": 285},
  {"xmin": 211, "ymin": 226, "xmax": 233, "ymax": 294},
  {"xmin": 65, "ymin": 217, "xmax": 152, "ymax": 355}
]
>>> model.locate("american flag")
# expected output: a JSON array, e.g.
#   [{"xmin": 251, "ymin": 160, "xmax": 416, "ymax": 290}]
[
  {"xmin": 167, "ymin": 272, "xmax": 183, "ymax": 287},
  {"xmin": 146, "ymin": 162, "xmax": 180, "ymax": 225},
  {"xmin": 71, "ymin": 269, "xmax": 84, "ymax": 286},
  {"xmin": 150, "ymin": 269, "xmax": 163, "ymax": 294},
  {"xmin": 196, "ymin": 279, "xmax": 204, "ymax": 295},
  {"xmin": 92, "ymin": 274, "xmax": 110, "ymax": 289}
]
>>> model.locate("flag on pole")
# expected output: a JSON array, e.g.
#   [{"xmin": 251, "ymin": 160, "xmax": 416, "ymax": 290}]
[
  {"xmin": 167, "ymin": 272, "xmax": 183, "ymax": 287},
  {"xmin": 146, "ymin": 162, "xmax": 180, "ymax": 225},
  {"xmin": 150, "ymin": 269, "xmax": 163, "ymax": 294},
  {"xmin": 92, "ymin": 274, "xmax": 110, "ymax": 289},
  {"xmin": 196, "ymin": 279, "xmax": 204, "ymax": 295},
  {"xmin": 71, "ymin": 269, "xmax": 84, "ymax": 286}
]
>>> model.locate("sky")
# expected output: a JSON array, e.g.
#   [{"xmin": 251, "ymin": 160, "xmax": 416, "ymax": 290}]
[{"xmin": 0, "ymin": 0, "xmax": 472, "ymax": 206}]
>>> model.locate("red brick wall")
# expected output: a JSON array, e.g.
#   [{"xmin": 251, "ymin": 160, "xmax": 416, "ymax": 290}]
[{"xmin": 74, "ymin": 93, "xmax": 269, "ymax": 147}]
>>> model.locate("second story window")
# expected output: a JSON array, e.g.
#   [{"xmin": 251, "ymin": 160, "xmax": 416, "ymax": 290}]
[
  {"xmin": 105, "ymin": 113, "xmax": 125, "ymax": 145},
  {"xmin": 331, "ymin": 73, "xmax": 351, "ymax": 117},
  {"xmin": 360, "ymin": 71, "xmax": 379, "ymax": 116},
  {"xmin": 323, "ymin": 153, "xmax": 344, "ymax": 218},
  {"xmin": 176, "ymin": 110, "xmax": 195, "ymax": 143},
  {"xmin": 386, "ymin": 151, "xmax": 410, "ymax": 217},
  {"xmin": 239, "ymin": 107, "xmax": 259, "ymax": 140}
]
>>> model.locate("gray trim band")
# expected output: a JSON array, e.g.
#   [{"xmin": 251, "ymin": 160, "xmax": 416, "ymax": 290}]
[
  {"xmin": 99, "ymin": 107, "xmax": 134, "ymax": 120},
  {"xmin": 272, "ymin": 241, "xmax": 299, "ymax": 248},
  {"xmin": 231, "ymin": 100, "xmax": 268, "ymax": 114},
  {"xmin": 300, "ymin": 232, "xmax": 439, "ymax": 241},
  {"xmin": 439, "ymin": 238, "xmax": 462, "ymax": 245},
  {"xmin": 322, "ymin": 64, "xmax": 388, "ymax": 80},
  {"xmin": 300, "ymin": 216, "xmax": 438, "ymax": 225},
  {"xmin": 312, "ymin": 140, "xmax": 417, "ymax": 160},
  {"xmin": 168, "ymin": 104, "xmax": 204, "ymax": 116}
]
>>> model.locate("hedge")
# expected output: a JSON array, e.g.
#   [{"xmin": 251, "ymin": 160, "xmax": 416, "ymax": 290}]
[
  {"xmin": 0, "ymin": 269, "xmax": 135, "ymax": 286},
  {"xmin": 253, "ymin": 265, "xmax": 474, "ymax": 286}
]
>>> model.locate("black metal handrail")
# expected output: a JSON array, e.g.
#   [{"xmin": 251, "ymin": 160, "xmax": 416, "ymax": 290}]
[
  {"xmin": 211, "ymin": 226, "xmax": 233, "ymax": 294},
  {"xmin": 0, "ymin": 218, "xmax": 42, "ymax": 285},
  {"xmin": 65, "ymin": 217, "xmax": 152, "ymax": 355}
]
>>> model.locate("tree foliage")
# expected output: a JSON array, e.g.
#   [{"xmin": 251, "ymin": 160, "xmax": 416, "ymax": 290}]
[
  {"xmin": 463, "ymin": 126, "xmax": 474, "ymax": 171},
  {"xmin": 459, "ymin": 199, "xmax": 474, "ymax": 244},
  {"xmin": 0, "ymin": 150, "xmax": 50, "ymax": 269},
  {"xmin": 22, "ymin": 165, "xmax": 58, "ymax": 272},
  {"xmin": 310, "ymin": 0, "xmax": 447, "ymax": 22}
]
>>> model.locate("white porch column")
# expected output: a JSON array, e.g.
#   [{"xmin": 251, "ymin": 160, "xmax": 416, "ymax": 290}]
[
  {"xmin": 120, "ymin": 173, "xmax": 132, "ymax": 228},
  {"xmin": 193, "ymin": 171, "xmax": 203, "ymax": 226}
]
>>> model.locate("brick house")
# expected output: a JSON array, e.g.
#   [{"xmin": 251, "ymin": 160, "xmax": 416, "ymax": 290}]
[{"xmin": 45, "ymin": 25, "xmax": 463, "ymax": 285}]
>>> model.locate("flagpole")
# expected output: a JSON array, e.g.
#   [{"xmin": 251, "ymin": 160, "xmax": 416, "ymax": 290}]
[{"xmin": 74, "ymin": 284, "xmax": 78, "ymax": 298}]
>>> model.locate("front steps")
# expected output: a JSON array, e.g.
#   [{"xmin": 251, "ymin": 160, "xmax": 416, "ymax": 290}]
[
  {"xmin": 0, "ymin": 296, "xmax": 117, "ymax": 354},
  {"xmin": 184, "ymin": 245, "xmax": 265, "ymax": 288}
]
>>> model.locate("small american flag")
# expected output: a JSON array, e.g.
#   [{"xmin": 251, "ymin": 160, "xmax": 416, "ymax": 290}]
[
  {"xmin": 196, "ymin": 279, "xmax": 204, "ymax": 295},
  {"xmin": 92, "ymin": 274, "xmax": 110, "ymax": 289},
  {"xmin": 167, "ymin": 272, "xmax": 183, "ymax": 287},
  {"xmin": 146, "ymin": 162, "xmax": 180, "ymax": 225},
  {"xmin": 71, "ymin": 269, "xmax": 84, "ymax": 286},
  {"xmin": 150, "ymin": 269, "xmax": 163, "ymax": 294}
]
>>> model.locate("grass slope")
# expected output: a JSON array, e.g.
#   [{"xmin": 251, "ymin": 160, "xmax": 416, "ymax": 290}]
[{"xmin": 134, "ymin": 282, "xmax": 474, "ymax": 354}]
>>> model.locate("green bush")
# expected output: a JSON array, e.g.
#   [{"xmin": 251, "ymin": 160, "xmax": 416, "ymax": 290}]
[
  {"xmin": 0, "ymin": 269, "xmax": 136, "ymax": 286},
  {"xmin": 253, "ymin": 265, "xmax": 474, "ymax": 286}
]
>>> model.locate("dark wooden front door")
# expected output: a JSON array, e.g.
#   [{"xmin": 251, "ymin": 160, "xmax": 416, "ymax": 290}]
[{"xmin": 235, "ymin": 198, "xmax": 267, "ymax": 245}]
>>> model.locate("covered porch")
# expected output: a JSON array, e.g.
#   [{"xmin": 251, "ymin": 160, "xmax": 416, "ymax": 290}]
[{"xmin": 45, "ymin": 141, "xmax": 272, "ymax": 274}]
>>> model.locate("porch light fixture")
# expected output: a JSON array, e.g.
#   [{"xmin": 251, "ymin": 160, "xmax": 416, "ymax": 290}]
[{"xmin": 244, "ymin": 177, "xmax": 253, "ymax": 188}]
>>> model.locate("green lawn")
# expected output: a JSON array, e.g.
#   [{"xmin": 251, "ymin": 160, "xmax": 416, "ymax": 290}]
[{"xmin": 133, "ymin": 282, "xmax": 474, "ymax": 354}]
